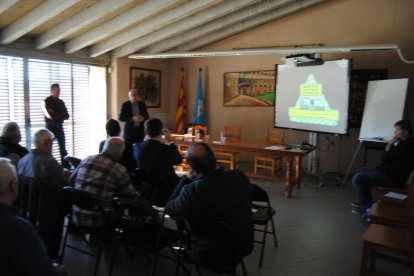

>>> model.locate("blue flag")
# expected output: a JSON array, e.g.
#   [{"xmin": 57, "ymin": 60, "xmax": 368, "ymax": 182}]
[{"xmin": 193, "ymin": 69, "xmax": 205, "ymax": 125}]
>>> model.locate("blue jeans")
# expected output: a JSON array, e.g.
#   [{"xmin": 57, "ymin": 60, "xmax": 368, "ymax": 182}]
[{"xmin": 352, "ymin": 166, "xmax": 394, "ymax": 209}]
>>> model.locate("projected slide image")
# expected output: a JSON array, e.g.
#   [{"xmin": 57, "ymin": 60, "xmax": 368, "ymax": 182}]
[{"xmin": 288, "ymin": 74, "xmax": 339, "ymax": 126}]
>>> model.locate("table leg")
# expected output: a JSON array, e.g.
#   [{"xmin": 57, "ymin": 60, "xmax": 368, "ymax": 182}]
[
  {"xmin": 294, "ymin": 156, "xmax": 302, "ymax": 189},
  {"xmin": 285, "ymin": 156, "xmax": 293, "ymax": 198}
]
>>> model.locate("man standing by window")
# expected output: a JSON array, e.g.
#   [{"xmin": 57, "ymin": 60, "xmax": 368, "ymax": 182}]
[
  {"xmin": 42, "ymin": 83, "xmax": 69, "ymax": 162},
  {"xmin": 119, "ymin": 89, "xmax": 149, "ymax": 144}
]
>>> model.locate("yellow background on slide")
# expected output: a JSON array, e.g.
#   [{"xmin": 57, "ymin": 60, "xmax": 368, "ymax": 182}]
[
  {"xmin": 300, "ymin": 83, "xmax": 322, "ymax": 97},
  {"xmin": 289, "ymin": 108, "xmax": 339, "ymax": 120}
]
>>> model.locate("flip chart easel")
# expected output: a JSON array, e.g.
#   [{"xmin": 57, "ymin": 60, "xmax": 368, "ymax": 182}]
[{"xmin": 341, "ymin": 78, "xmax": 408, "ymax": 186}]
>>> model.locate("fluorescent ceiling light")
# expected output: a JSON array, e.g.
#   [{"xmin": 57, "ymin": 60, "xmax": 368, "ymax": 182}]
[{"xmin": 128, "ymin": 44, "xmax": 399, "ymax": 59}]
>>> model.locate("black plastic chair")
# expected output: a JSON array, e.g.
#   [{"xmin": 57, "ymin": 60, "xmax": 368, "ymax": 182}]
[
  {"xmin": 60, "ymin": 186, "xmax": 110, "ymax": 276},
  {"xmin": 16, "ymin": 175, "xmax": 64, "ymax": 260},
  {"xmin": 134, "ymin": 168, "xmax": 172, "ymax": 207},
  {"xmin": 251, "ymin": 183, "xmax": 278, "ymax": 267},
  {"xmin": 108, "ymin": 196, "xmax": 181, "ymax": 276},
  {"xmin": 62, "ymin": 156, "xmax": 81, "ymax": 171},
  {"xmin": 175, "ymin": 220, "xmax": 248, "ymax": 276}
]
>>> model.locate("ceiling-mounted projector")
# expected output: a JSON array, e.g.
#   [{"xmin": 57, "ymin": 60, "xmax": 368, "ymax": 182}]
[{"xmin": 286, "ymin": 54, "xmax": 324, "ymax": 66}]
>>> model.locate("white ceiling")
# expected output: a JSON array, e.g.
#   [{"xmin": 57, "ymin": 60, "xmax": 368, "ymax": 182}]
[{"xmin": 0, "ymin": 0, "xmax": 327, "ymax": 59}]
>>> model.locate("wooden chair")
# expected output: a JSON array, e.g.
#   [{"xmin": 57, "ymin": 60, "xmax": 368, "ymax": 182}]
[
  {"xmin": 360, "ymin": 223, "xmax": 414, "ymax": 276},
  {"xmin": 254, "ymin": 129, "xmax": 285, "ymax": 176},
  {"xmin": 215, "ymin": 126, "xmax": 241, "ymax": 170},
  {"xmin": 368, "ymin": 201, "xmax": 413, "ymax": 229},
  {"xmin": 192, "ymin": 124, "xmax": 208, "ymax": 137}
]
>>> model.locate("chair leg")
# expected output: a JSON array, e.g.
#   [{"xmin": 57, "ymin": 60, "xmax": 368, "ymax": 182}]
[
  {"xmin": 196, "ymin": 265, "xmax": 203, "ymax": 276},
  {"xmin": 150, "ymin": 252, "xmax": 159, "ymax": 276},
  {"xmin": 360, "ymin": 242, "xmax": 370, "ymax": 276},
  {"xmin": 258, "ymin": 222, "xmax": 269, "ymax": 267},
  {"xmin": 60, "ymin": 224, "xmax": 70, "ymax": 261},
  {"xmin": 270, "ymin": 217, "xmax": 278, "ymax": 247},
  {"xmin": 107, "ymin": 241, "xmax": 119, "ymax": 276},
  {"xmin": 240, "ymin": 258, "xmax": 248, "ymax": 276},
  {"xmin": 94, "ymin": 242, "xmax": 104, "ymax": 276}
]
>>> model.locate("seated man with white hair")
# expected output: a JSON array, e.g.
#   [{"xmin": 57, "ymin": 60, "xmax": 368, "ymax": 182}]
[
  {"xmin": 18, "ymin": 129, "xmax": 65, "ymax": 188},
  {"xmin": 72, "ymin": 137, "xmax": 137, "ymax": 228},
  {"xmin": 0, "ymin": 158, "xmax": 63, "ymax": 276},
  {"xmin": 0, "ymin": 122, "xmax": 29, "ymax": 165}
]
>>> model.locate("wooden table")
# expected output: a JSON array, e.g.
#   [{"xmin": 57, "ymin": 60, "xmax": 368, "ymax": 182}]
[{"xmin": 172, "ymin": 136, "xmax": 312, "ymax": 198}]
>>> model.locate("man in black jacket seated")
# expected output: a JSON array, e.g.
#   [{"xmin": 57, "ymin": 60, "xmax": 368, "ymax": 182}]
[
  {"xmin": 137, "ymin": 118, "xmax": 182, "ymax": 206},
  {"xmin": 165, "ymin": 143, "xmax": 253, "ymax": 269},
  {"xmin": 351, "ymin": 120, "xmax": 414, "ymax": 214},
  {"xmin": 99, "ymin": 119, "xmax": 136, "ymax": 172}
]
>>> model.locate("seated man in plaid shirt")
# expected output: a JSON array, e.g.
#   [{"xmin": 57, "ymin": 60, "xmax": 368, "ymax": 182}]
[{"xmin": 72, "ymin": 137, "xmax": 137, "ymax": 228}]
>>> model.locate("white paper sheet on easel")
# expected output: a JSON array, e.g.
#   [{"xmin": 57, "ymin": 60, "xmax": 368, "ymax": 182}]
[{"xmin": 359, "ymin": 79, "xmax": 408, "ymax": 141}]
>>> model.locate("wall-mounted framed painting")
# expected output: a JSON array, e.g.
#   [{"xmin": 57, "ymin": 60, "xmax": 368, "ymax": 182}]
[
  {"xmin": 349, "ymin": 69, "xmax": 387, "ymax": 127},
  {"xmin": 223, "ymin": 70, "xmax": 275, "ymax": 107},
  {"xmin": 130, "ymin": 67, "xmax": 161, "ymax": 108}
]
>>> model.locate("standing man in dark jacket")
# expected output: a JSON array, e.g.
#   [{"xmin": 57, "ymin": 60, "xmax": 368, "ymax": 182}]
[
  {"xmin": 119, "ymin": 89, "xmax": 149, "ymax": 144},
  {"xmin": 351, "ymin": 120, "xmax": 414, "ymax": 214},
  {"xmin": 165, "ymin": 143, "xmax": 253, "ymax": 269},
  {"xmin": 42, "ymin": 83, "xmax": 69, "ymax": 162}
]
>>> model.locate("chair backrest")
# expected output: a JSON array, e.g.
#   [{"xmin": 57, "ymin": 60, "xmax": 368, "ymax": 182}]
[
  {"xmin": 16, "ymin": 175, "xmax": 64, "ymax": 259},
  {"xmin": 266, "ymin": 129, "xmax": 285, "ymax": 144},
  {"xmin": 17, "ymin": 175, "xmax": 61, "ymax": 224},
  {"xmin": 407, "ymin": 170, "xmax": 414, "ymax": 194},
  {"xmin": 133, "ymin": 168, "xmax": 170, "ymax": 206},
  {"xmin": 112, "ymin": 196, "xmax": 161, "ymax": 230},
  {"xmin": 61, "ymin": 186, "xmax": 102, "ymax": 211},
  {"xmin": 224, "ymin": 126, "xmax": 241, "ymax": 140},
  {"xmin": 250, "ymin": 183, "xmax": 271, "ymax": 206},
  {"xmin": 181, "ymin": 219, "xmax": 242, "ymax": 274},
  {"xmin": 192, "ymin": 124, "xmax": 208, "ymax": 135}
]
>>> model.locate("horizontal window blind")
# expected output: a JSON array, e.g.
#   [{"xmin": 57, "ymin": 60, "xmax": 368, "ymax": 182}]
[{"xmin": 0, "ymin": 54, "xmax": 105, "ymax": 162}]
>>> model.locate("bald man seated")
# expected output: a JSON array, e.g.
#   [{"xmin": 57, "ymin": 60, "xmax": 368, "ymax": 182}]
[
  {"xmin": 0, "ymin": 158, "xmax": 64, "ymax": 276},
  {"xmin": 166, "ymin": 143, "xmax": 254, "ymax": 269},
  {"xmin": 72, "ymin": 137, "xmax": 137, "ymax": 228}
]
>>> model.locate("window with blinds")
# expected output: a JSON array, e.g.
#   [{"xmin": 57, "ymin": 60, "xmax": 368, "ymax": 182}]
[
  {"xmin": 0, "ymin": 56, "xmax": 26, "ymax": 144},
  {"xmin": 0, "ymin": 54, "xmax": 106, "ymax": 161}
]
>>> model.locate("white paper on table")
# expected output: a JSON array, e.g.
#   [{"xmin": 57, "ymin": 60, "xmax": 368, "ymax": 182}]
[
  {"xmin": 384, "ymin": 192, "xmax": 408, "ymax": 200},
  {"xmin": 251, "ymin": 208, "xmax": 258, "ymax": 213},
  {"xmin": 263, "ymin": 145, "xmax": 284, "ymax": 150}
]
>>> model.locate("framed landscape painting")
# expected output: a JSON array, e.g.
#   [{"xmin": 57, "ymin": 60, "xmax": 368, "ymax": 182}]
[
  {"xmin": 130, "ymin": 67, "xmax": 161, "ymax": 108},
  {"xmin": 224, "ymin": 70, "xmax": 275, "ymax": 107}
]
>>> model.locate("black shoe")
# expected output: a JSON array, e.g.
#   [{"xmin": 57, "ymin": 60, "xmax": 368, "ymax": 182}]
[{"xmin": 350, "ymin": 201, "xmax": 363, "ymax": 208}]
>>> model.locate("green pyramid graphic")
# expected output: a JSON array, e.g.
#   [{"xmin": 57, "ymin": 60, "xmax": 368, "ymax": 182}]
[{"xmin": 288, "ymin": 74, "xmax": 339, "ymax": 126}]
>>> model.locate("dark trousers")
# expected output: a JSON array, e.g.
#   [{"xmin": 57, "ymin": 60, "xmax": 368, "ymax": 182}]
[
  {"xmin": 46, "ymin": 124, "xmax": 67, "ymax": 162},
  {"xmin": 352, "ymin": 166, "xmax": 395, "ymax": 209}
]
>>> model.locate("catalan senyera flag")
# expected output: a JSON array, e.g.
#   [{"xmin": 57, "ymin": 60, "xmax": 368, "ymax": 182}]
[{"xmin": 174, "ymin": 69, "xmax": 186, "ymax": 133}]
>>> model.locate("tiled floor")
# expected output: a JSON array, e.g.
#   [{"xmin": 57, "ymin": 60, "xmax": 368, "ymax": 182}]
[{"xmin": 62, "ymin": 173, "xmax": 410, "ymax": 276}]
